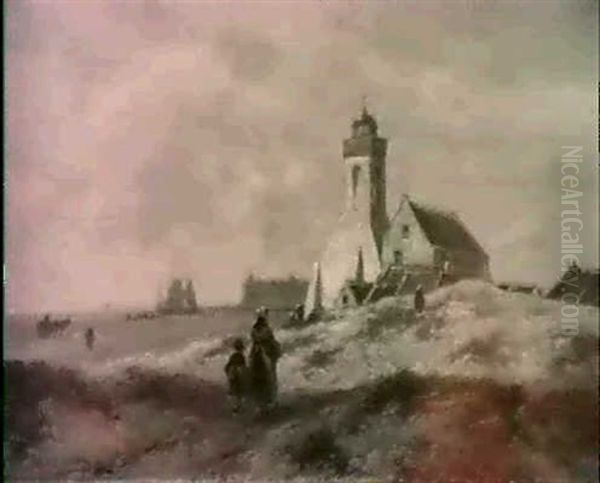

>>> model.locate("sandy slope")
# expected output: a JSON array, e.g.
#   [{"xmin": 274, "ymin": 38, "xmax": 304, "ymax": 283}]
[{"xmin": 5, "ymin": 281, "xmax": 599, "ymax": 481}]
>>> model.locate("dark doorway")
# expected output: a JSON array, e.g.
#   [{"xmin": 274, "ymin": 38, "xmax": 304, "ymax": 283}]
[{"xmin": 394, "ymin": 250, "xmax": 403, "ymax": 266}]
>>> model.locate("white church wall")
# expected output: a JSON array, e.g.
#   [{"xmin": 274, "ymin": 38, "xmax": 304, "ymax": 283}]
[
  {"xmin": 304, "ymin": 262, "xmax": 322, "ymax": 318},
  {"xmin": 382, "ymin": 199, "xmax": 434, "ymax": 269},
  {"xmin": 344, "ymin": 156, "xmax": 372, "ymax": 212},
  {"xmin": 316, "ymin": 209, "xmax": 381, "ymax": 308},
  {"xmin": 304, "ymin": 150, "xmax": 384, "ymax": 312}
]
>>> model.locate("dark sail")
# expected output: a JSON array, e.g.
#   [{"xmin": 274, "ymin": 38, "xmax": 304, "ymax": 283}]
[{"xmin": 158, "ymin": 278, "xmax": 200, "ymax": 314}]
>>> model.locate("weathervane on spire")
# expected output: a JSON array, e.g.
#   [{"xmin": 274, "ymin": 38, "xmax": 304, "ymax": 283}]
[{"xmin": 361, "ymin": 93, "xmax": 369, "ymax": 115}]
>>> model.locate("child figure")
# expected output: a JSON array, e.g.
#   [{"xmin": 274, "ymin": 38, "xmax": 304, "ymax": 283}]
[{"xmin": 224, "ymin": 338, "xmax": 248, "ymax": 413}]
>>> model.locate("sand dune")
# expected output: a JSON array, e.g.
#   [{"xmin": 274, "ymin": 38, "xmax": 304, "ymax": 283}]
[{"xmin": 5, "ymin": 281, "xmax": 598, "ymax": 480}]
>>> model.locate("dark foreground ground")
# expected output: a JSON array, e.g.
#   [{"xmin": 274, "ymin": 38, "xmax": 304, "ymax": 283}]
[{"xmin": 5, "ymin": 359, "xmax": 598, "ymax": 481}]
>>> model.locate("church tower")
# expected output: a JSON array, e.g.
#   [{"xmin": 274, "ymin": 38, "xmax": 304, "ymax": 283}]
[
  {"xmin": 304, "ymin": 105, "xmax": 388, "ymax": 315},
  {"xmin": 342, "ymin": 106, "xmax": 388, "ymax": 255}
]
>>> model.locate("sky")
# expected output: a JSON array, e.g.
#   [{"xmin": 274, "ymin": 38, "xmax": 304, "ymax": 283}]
[{"xmin": 5, "ymin": 0, "xmax": 598, "ymax": 313}]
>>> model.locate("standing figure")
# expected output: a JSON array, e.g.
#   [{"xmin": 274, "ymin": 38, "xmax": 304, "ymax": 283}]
[
  {"xmin": 249, "ymin": 341, "xmax": 274, "ymax": 410},
  {"xmin": 414, "ymin": 285, "xmax": 425, "ymax": 314},
  {"xmin": 249, "ymin": 309, "xmax": 281, "ymax": 408},
  {"xmin": 224, "ymin": 338, "xmax": 249, "ymax": 413},
  {"xmin": 85, "ymin": 328, "xmax": 95, "ymax": 351},
  {"xmin": 295, "ymin": 304, "xmax": 304, "ymax": 322}
]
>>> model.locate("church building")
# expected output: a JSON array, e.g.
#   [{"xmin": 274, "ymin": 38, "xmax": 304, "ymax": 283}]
[{"xmin": 304, "ymin": 107, "xmax": 491, "ymax": 318}]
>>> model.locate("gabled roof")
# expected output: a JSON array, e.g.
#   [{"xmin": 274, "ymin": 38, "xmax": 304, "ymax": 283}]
[{"xmin": 392, "ymin": 196, "xmax": 488, "ymax": 257}]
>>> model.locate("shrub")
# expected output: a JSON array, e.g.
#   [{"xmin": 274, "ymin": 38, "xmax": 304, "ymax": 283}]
[
  {"xmin": 362, "ymin": 370, "xmax": 426, "ymax": 416},
  {"xmin": 287, "ymin": 425, "xmax": 348, "ymax": 474},
  {"xmin": 304, "ymin": 348, "xmax": 342, "ymax": 369},
  {"xmin": 358, "ymin": 300, "xmax": 415, "ymax": 340},
  {"xmin": 449, "ymin": 331, "xmax": 509, "ymax": 366}
]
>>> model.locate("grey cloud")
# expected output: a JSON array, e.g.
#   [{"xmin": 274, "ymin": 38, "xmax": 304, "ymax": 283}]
[{"xmin": 214, "ymin": 27, "xmax": 282, "ymax": 82}]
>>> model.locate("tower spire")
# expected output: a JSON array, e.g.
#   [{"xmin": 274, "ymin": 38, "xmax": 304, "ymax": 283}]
[{"xmin": 355, "ymin": 247, "xmax": 365, "ymax": 284}]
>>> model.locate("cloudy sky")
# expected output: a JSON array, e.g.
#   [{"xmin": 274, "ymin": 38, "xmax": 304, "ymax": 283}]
[{"xmin": 6, "ymin": 0, "xmax": 598, "ymax": 312}]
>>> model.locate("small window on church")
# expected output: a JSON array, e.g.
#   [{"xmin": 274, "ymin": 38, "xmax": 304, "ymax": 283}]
[{"xmin": 402, "ymin": 225, "xmax": 410, "ymax": 239}]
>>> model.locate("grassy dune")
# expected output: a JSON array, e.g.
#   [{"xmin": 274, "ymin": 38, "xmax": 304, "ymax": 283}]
[{"xmin": 5, "ymin": 281, "xmax": 599, "ymax": 481}]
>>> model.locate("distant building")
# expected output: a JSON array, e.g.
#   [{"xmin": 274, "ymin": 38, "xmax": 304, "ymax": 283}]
[
  {"xmin": 304, "ymin": 107, "xmax": 491, "ymax": 317},
  {"xmin": 547, "ymin": 265, "xmax": 599, "ymax": 307},
  {"xmin": 240, "ymin": 274, "xmax": 308, "ymax": 310}
]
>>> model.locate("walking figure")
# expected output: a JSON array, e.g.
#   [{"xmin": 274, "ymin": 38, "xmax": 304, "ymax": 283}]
[
  {"xmin": 224, "ymin": 338, "xmax": 249, "ymax": 413},
  {"xmin": 249, "ymin": 308, "xmax": 281, "ymax": 410},
  {"xmin": 294, "ymin": 304, "xmax": 304, "ymax": 322},
  {"xmin": 85, "ymin": 328, "xmax": 95, "ymax": 351}
]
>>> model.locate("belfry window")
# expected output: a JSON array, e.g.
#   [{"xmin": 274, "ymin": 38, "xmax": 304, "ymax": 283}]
[
  {"xmin": 402, "ymin": 225, "xmax": 410, "ymax": 239},
  {"xmin": 357, "ymin": 124, "xmax": 371, "ymax": 136},
  {"xmin": 352, "ymin": 165, "xmax": 361, "ymax": 199}
]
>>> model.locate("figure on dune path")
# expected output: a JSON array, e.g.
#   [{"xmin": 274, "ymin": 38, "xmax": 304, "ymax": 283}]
[{"xmin": 249, "ymin": 308, "xmax": 281, "ymax": 410}]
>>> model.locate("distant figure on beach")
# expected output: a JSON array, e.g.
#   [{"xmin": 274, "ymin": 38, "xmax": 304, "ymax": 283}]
[
  {"xmin": 36, "ymin": 314, "xmax": 71, "ymax": 338},
  {"xmin": 36, "ymin": 315, "xmax": 51, "ymax": 339},
  {"xmin": 224, "ymin": 338, "xmax": 249, "ymax": 413},
  {"xmin": 85, "ymin": 328, "xmax": 95, "ymax": 351},
  {"xmin": 414, "ymin": 285, "xmax": 425, "ymax": 314},
  {"xmin": 249, "ymin": 308, "xmax": 281, "ymax": 409}
]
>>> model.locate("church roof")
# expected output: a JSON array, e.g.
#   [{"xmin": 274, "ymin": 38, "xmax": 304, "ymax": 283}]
[{"xmin": 402, "ymin": 198, "xmax": 488, "ymax": 257}]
